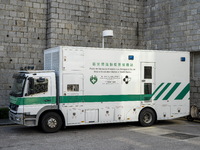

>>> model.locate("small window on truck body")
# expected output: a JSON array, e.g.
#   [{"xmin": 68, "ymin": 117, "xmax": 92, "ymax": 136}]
[
  {"xmin": 144, "ymin": 83, "xmax": 152, "ymax": 94},
  {"xmin": 67, "ymin": 84, "xmax": 79, "ymax": 92},
  {"xmin": 144, "ymin": 66, "xmax": 152, "ymax": 79}
]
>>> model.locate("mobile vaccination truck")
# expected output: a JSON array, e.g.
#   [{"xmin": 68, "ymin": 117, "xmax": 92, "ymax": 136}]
[{"xmin": 9, "ymin": 46, "xmax": 190, "ymax": 132}]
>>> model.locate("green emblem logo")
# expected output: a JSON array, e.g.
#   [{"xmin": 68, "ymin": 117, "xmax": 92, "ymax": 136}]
[{"xmin": 90, "ymin": 75, "xmax": 98, "ymax": 84}]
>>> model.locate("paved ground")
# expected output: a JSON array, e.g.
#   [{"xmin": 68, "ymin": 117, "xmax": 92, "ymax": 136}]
[
  {"xmin": 0, "ymin": 119, "xmax": 200, "ymax": 150},
  {"xmin": 0, "ymin": 119, "xmax": 15, "ymax": 126}
]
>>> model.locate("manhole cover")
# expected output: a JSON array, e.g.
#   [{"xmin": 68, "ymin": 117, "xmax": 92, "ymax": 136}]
[{"xmin": 161, "ymin": 132, "xmax": 198, "ymax": 140}]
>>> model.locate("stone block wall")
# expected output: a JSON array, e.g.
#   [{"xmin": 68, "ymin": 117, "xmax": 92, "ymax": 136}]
[
  {"xmin": 47, "ymin": 0, "xmax": 145, "ymax": 49},
  {"xmin": 144, "ymin": 0, "xmax": 200, "ymax": 108},
  {"xmin": 0, "ymin": 0, "xmax": 145, "ymax": 107},
  {"xmin": 0, "ymin": 0, "xmax": 47, "ymax": 107},
  {"xmin": 144, "ymin": 0, "xmax": 200, "ymax": 51},
  {"xmin": 190, "ymin": 52, "xmax": 200, "ymax": 107},
  {"xmin": 1, "ymin": 0, "xmax": 200, "ymax": 108}
]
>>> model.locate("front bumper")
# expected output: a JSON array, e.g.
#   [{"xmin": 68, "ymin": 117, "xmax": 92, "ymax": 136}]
[
  {"xmin": 9, "ymin": 111, "xmax": 24, "ymax": 125},
  {"xmin": 9, "ymin": 111, "xmax": 37, "ymax": 126}
]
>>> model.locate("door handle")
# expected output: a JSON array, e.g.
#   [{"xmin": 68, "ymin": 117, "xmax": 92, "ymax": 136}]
[{"xmin": 142, "ymin": 80, "xmax": 145, "ymax": 82}]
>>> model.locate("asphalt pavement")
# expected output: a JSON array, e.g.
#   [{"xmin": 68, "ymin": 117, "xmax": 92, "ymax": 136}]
[
  {"xmin": 1, "ymin": 118, "xmax": 200, "ymax": 150},
  {"xmin": 0, "ymin": 119, "xmax": 15, "ymax": 126}
]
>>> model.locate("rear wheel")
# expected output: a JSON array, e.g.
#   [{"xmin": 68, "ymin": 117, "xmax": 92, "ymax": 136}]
[
  {"xmin": 40, "ymin": 112, "xmax": 62, "ymax": 133},
  {"xmin": 187, "ymin": 115, "xmax": 194, "ymax": 122},
  {"xmin": 139, "ymin": 108, "xmax": 156, "ymax": 127}
]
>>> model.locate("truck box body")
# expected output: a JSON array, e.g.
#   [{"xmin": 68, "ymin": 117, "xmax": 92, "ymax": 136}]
[{"xmin": 44, "ymin": 46, "xmax": 190, "ymax": 124}]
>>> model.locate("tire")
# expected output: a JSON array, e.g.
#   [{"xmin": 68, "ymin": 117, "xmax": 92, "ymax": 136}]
[
  {"xmin": 40, "ymin": 112, "xmax": 62, "ymax": 133},
  {"xmin": 139, "ymin": 108, "xmax": 156, "ymax": 127},
  {"xmin": 187, "ymin": 115, "xmax": 194, "ymax": 122},
  {"xmin": 190, "ymin": 105, "xmax": 198, "ymax": 118}
]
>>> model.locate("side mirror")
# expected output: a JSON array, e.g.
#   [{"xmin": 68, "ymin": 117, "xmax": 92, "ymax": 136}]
[{"xmin": 37, "ymin": 77, "xmax": 45, "ymax": 82}]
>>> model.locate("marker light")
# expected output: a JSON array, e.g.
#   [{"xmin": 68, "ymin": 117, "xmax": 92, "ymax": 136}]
[
  {"xmin": 128, "ymin": 55, "xmax": 134, "ymax": 60},
  {"xmin": 16, "ymin": 117, "xmax": 21, "ymax": 122},
  {"xmin": 181, "ymin": 57, "xmax": 186, "ymax": 62}
]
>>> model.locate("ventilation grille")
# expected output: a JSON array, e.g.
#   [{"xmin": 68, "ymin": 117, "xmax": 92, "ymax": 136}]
[
  {"xmin": 44, "ymin": 53, "xmax": 51, "ymax": 70},
  {"xmin": 44, "ymin": 51, "xmax": 59, "ymax": 73},
  {"xmin": 52, "ymin": 52, "xmax": 59, "ymax": 74}
]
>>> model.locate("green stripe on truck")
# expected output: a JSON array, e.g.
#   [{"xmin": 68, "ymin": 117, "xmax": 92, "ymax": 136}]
[
  {"xmin": 59, "ymin": 94, "xmax": 152, "ymax": 103},
  {"xmin": 163, "ymin": 83, "xmax": 181, "ymax": 100},
  {"xmin": 152, "ymin": 83, "xmax": 164, "ymax": 96},
  {"xmin": 175, "ymin": 84, "xmax": 190, "ymax": 100},
  {"xmin": 154, "ymin": 83, "xmax": 171, "ymax": 100},
  {"xmin": 10, "ymin": 95, "xmax": 152, "ymax": 105},
  {"xmin": 10, "ymin": 96, "xmax": 57, "ymax": 105}
]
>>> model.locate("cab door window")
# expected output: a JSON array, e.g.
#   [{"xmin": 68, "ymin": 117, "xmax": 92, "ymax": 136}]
[
  {"xmin": 28, "ymin": 77, "xmax": 48, "ymax": 95},
  {"xmin": 144, "ymin": 83, "xmax": 152, "ymax": 94}
]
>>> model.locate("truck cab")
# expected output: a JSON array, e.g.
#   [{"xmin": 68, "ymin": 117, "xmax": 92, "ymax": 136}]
[{"xmin": 9, "ymin": 70, "xmax": 59, "ymax": 131}]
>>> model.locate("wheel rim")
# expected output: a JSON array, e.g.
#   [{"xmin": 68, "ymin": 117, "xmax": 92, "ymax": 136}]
[
  {"xmin": 143, "ymin": 112, "xmax": 152, "ymax": 124},
  {"xmin": 47, "ymin": 118, "xmax": 57, "ymax": 128}
]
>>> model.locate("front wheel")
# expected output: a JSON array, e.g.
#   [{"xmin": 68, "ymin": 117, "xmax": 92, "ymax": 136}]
[
  {"xmin": 139, "ymin": 108, "xmax": 156, "ymax": 127},
  {"xmin": 40, "ymin": 112, "xmax": 62, "ymax": 133}
]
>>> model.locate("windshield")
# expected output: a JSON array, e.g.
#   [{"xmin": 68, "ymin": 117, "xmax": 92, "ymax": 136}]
[{"xmin": 10, "ymin": 74, "xmax": 26, "ymax": 97}]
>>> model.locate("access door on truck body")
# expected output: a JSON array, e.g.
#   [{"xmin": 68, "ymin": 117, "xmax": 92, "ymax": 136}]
[
  {"xmin": 141, "ymin": 63, "xmax": 155, "ymax": 101},
  {"xmin": 62, "ymin": 74, "xmax": 84, "ymax": 100},
  {"xmin": 62, "ymin": 74, "xmax": 85, "ymax": 125}
]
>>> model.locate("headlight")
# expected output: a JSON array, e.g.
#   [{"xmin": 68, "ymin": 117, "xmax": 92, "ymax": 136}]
[{"xmin": 15, "ymin": 117, "xmax": 21, "ymax": 122}]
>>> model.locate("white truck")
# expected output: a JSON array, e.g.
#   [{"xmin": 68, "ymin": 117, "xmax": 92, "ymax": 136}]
[{"xmin": 9, "ymin": 46, "xmax": 190, "ymax": 133}]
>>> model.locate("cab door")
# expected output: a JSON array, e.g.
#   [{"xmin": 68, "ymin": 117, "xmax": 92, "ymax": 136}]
[
  {"xmin": 24, "ymin": 75, "xmax": 56, "ymax": 105},
  {"xmin": 141, "ymin": 63, "xmax": 155, "ymax": 101}
]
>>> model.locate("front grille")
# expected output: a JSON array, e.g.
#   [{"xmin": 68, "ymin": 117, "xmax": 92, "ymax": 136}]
[{"xmin": 9, "ymin": 103, "xmax": 19, "ymax": 111}]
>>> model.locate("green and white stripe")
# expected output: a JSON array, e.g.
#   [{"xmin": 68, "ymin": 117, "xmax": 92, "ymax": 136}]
[
  {"xmin": 153, "ymin": 83, "xmax": 190, "ymax": 101},
  {"xmin": 10, "ymin": 96, "xmax": 57, "ymax": 105},
  {"xmin": 10, "ymin": 83, "xmax": 190, "ymax": 105}
]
